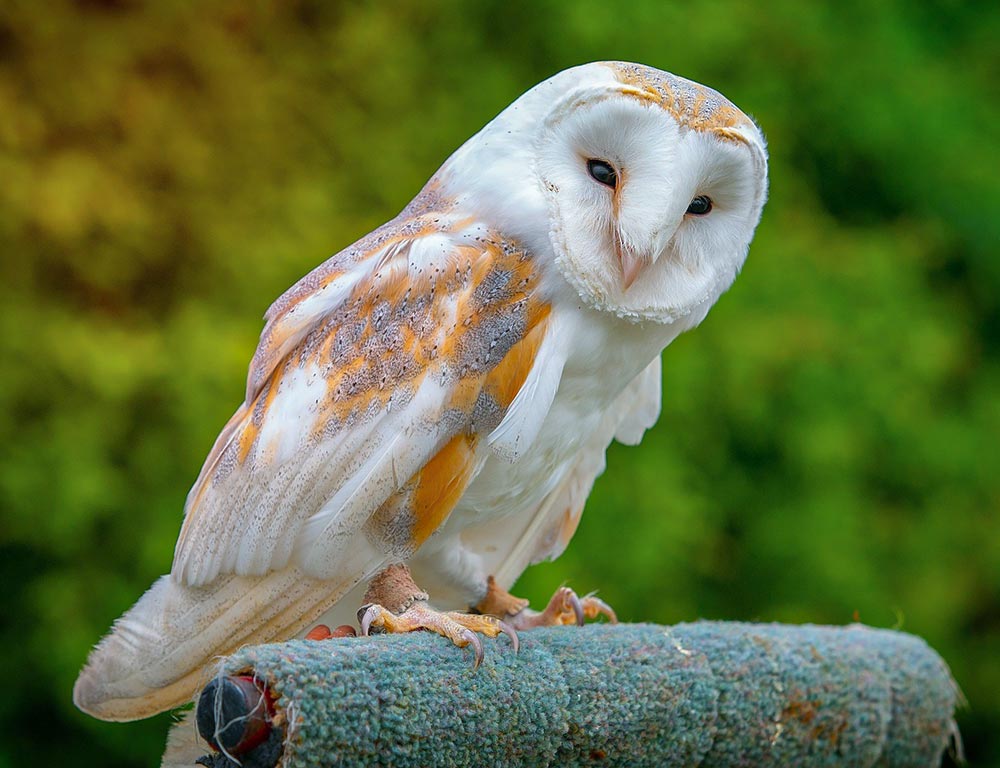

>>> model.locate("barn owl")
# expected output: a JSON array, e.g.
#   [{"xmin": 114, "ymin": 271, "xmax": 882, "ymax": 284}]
[{"xmin": 75, "ymin": 61, "xmax": 767, "ymax": 722}]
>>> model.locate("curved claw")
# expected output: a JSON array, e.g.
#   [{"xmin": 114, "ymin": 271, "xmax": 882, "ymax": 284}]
[
  {"xmin": 461, "ymin": 628, "xmax": 484, "ymax": 669},
  {"xmin": 498, "ymin": 620, "xmax": 519, "ymax": 654},
  {"xmin": 567, "ymin": 590, "xmax": 585, "ymax": 627},
  {"xmin": 359, "ymin": 604, "xmax": 380, "ymax": 637},
  {"xmin": 584, "ymin": 594, "xmax": 618, "ymax": 624}
]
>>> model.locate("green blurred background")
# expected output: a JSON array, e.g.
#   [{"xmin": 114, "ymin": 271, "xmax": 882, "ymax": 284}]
[{"xmin": 1, "ymin": 0, "xmax": 997, "ymax": 764}]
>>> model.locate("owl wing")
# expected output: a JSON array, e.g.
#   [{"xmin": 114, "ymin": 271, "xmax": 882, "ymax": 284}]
[
  {"xmin": 74, "ymin": 207, "xmax": 570, "ymax": 721},
  {"xmin": 173, "ymin": 210, "xmax": 562, "ymax": 589}
]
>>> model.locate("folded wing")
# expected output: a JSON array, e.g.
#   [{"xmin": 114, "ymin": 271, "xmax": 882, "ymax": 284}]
[
  {"xmin": 174, "ymin": 214, "xmax": 555, "ymax": 587},
  {"xmin": 75, "ymin": 205, "xmax": 560, "ymax": 720}
]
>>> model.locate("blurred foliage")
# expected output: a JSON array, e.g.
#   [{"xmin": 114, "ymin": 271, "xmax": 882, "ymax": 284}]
[{"xmin": 0, "ymin": 0, "xmax": 997, "ymax": 764}]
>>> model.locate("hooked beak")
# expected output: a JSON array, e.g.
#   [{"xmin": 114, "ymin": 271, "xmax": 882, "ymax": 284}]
[
  {"xmin": 619, "ymin": 248, "xmax": 645, "ymax": 291},
  {"xmin": 614, "ymin": 232, "xmax": 650, "ymax": 291}
]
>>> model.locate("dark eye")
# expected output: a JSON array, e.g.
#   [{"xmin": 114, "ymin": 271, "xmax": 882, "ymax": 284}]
[
  {"xmin": 686, "ymin": 195, "xmax": 713, "ymax": 215},
  {"xmin": 587, "ymin": 159, "xmax": 618, "ymax": 189}
]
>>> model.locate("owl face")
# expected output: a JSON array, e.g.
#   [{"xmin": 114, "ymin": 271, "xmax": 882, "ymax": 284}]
[{"xmin": 442, "ymin": 62, "xmax": 768, "ymax": 325}]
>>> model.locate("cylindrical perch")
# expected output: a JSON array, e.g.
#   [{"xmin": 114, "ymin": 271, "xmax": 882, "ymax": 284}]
[{"xmin": 170, "ymin": 621, "xmax": 962, "ymax": 768}]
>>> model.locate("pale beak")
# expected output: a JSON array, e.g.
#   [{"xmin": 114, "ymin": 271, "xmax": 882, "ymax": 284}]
[
  {"xmin": 615, "ymin": 235, "xmax": 649, "ymax": 291},
  {"xmin": 620, "ymin": 249, "xmax": 645, "ymax": 290}
]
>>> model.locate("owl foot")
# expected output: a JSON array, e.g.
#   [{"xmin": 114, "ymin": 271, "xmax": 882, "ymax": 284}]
[
  {"xmin": 477, "ymin": 578, "xmax": 617, "ymax": 630},
  {"xmin": 357, "ymin": 563, "xmax": 518, "ymax": 668},
  {"xmin": 509, "ymin": 587, "xmax": 617, "ymax": 630},
  {"xmin": 358, "ymin": 601, "xmax": 518, "ymax": 668}
]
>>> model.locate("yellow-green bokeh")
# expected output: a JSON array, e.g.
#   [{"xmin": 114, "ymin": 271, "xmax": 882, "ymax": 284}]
[{"xmin": 1, "ymin": 1, "xmax": 997, "ymax": 764}]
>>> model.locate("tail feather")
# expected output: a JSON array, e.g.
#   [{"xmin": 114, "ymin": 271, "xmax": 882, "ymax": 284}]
[{"xmin": 73, "ymin": 567, "xmax": 358, "ymax": 722}]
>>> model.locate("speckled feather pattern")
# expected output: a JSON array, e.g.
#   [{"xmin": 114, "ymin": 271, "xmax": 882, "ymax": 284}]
[
  {"xmin": 609, "ymin": 62, "xmax": 757, "ymax": 137},
  {"xmin": 175, "ymin": 198, "xmax": 552, "ymax": 586}
]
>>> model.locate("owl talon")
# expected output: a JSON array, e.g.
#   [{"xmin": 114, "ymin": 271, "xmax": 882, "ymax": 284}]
[
  {"xmin": 539, "ymin": 586, "xmax": 586, "ymax": 627},
  {"xmin": 358, "ymin": 604, "xmax": 383, "ymax": 636},
  {"xmin": 490, "ymin": 584, "xmax": 618, "ymax": 630},
  {"xmin": 355, "ymin": 597, "xmax": 516, "ymax": 668},
  {"xmin": 462, "ymin": 628, "xmax": 484, "ymax": 669},
  {"xmin": 580, "ymin": 593, "xmax": 618, "ymax": 624},
  {"xmin": 568, "ymin": 591, "xmax": 585, "ymax": 626},
  {"xmin": 498, "ymin": 620, "xmax": 520, "ymax": 654}
]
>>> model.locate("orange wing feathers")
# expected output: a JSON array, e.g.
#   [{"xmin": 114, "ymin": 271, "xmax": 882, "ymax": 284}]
[
  {"xmin": 76, "ymin": 210, "xmax": 559, "ymax": 719},
  {"xmin": 174, "ymin": 205, "xmax": 553, "ymax": 587}
]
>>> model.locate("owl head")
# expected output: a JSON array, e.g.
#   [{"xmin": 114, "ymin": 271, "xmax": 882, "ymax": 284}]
[{"xmin": 441, "ymin": 61, "xmax": 768, "ymax": 326}]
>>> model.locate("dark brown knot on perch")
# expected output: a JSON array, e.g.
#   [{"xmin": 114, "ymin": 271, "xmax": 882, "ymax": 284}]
[{"xmin": 194, "ymin": 675, "xmax": 281, "ymax": 768}]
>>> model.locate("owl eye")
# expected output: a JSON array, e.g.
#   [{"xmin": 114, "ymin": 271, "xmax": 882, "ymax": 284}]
[
  {"xmin": 587, "ymin": 159, "xmax": 618, "ymax": 189},
  {"xmin": 686, "ymin": 195, "xmax": 713, "ymax": 215}
]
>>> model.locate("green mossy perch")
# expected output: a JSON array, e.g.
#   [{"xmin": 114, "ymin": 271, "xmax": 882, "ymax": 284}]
[{"xmin": 166, "ymin": 621, "xmax": 962, "ymax": 768}]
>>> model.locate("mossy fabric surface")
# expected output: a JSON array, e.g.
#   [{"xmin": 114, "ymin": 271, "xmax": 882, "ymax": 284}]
[{"xmin": 195, "ymin": 622, "xmax": 960, "ymax": 767}]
